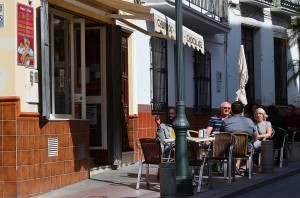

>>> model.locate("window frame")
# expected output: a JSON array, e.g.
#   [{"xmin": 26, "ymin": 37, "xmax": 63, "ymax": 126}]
[
  {"xmin": 43, "ymin": 9, "xmax": 75, "ymax": 119},
  {"xmin": 51, "ymin": 12, "xmax": 73, "ymax": 119},
  {"xmin": 274, "ymin": 37, "xmax": 288, "ymax": 105},
  {"xmin": 150, "ymin": 37, "xmax": 168, "ymax": 113},
  {"xmin": 193, "ymin": 50, "xmax": 212, "ymax": 114}
]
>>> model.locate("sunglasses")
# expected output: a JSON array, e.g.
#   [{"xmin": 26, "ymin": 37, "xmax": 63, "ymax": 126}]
[{"xmin": 222, "ymin": 107, "xmax": 231, "ymax": 110}]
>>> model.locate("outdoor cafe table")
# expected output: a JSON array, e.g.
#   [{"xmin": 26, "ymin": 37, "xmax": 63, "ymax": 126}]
[
  {"xmin": 164, "ymin": 136, "xmax": 215, "ymax": 160},
  {"xmin": 187, "ymin": 136, "xmax": 215, "ymax": 143},
  {"xmin": 164, "ymin": 136, "xmax": 215, "ymax": 192},
  {"xmin": 165, "ymin": 136, "xmax": 215, "ymax": 143}
]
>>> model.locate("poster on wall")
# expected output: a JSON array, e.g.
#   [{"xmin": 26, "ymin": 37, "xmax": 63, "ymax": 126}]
[
  {"xmin": 0, "ymin": 4, "xmax": 4, "ymax": 27},
  {"xmin": 17, "ymin": 3, "xmax": 34, "ymax": 66}
]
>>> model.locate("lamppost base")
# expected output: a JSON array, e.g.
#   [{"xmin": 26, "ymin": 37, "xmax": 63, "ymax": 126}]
[{"xmin": 176, "ymin": 176, "xmax": 193, "ymax": 195}]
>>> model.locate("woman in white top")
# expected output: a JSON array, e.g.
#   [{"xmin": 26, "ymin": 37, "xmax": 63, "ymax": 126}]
[
  {"xmin": 253, "ymin": 108, "xmax": 273, "ymax": 151},
  {"xmin": 254, "ymin": 108, "xmax": 273, "ymax": 140}
]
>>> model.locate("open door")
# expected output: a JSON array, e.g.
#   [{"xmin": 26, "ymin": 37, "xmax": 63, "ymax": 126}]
[{"xmin": 74, "ymin": 19, "xmax": 108, "ymax": 165}]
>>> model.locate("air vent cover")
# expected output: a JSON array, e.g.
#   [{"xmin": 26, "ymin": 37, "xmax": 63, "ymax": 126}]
[{"xmin": 48, "ymin": 137, "xmax": 58, "ymax": 156}]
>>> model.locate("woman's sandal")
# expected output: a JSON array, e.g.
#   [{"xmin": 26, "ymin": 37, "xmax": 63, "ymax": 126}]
[{"xmin": 235, "ymin": 166, "xmax": 241, "ymax": 175}]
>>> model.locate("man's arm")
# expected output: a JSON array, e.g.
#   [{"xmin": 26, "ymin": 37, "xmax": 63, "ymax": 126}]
[
  {"xmin": 252, "ymin": 131, "xmax": 258, "ymax": 141},
  {"xmin": 247, "ymin": 117, "xmax": 258, "ymax": 141},
  {"xmin": 206, "ymin": 126, "xmax": 213, "ymax": 137}
]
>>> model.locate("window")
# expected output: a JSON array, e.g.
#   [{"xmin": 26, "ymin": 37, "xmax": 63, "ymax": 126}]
[
  {"xmin": 150, "ymin": 37, "xmax": 168, "ymax": 113},
  {"xmin": 274, "ymin": 37, "xmax": 287, "ymax": 105},
  {"xmin": 51, "ymin": 15, "xmax": 72, "ymax": 115},
  {"xmin": 41, "ymin": 5, "xmax": 74, "ymax": 119},
  {"xmin": 194, "ymin": 50, "xmax": 211, "ymax": 114}
]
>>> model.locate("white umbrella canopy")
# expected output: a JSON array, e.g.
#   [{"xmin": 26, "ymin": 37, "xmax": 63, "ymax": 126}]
[{"xmin": 236, "ymin": 45, "xmax": 249, "ymax": 105}]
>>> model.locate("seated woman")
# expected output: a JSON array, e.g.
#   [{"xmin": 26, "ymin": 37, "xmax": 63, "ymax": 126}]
[
  {"xmin": 254, "ymin": 108, "xmax": 273, "ymax": 143},
  {"xmin": 253, "ymin": 108, "xmax": 273, "ymax": 166}
]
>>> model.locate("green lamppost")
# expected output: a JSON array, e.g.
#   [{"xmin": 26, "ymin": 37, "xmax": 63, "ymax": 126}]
[{"xmin": 173, "ymin": 0, "xmax": 193, "ymax": 195}]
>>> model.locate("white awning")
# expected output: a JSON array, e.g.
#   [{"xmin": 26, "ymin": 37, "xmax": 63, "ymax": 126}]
[
  {"xmin": 54, "ymin": 0, "xmax": 204, "ymax": 53},
  {"xmin": 153, "ymin": 10, "xmax": 204, "ymax": 54}
]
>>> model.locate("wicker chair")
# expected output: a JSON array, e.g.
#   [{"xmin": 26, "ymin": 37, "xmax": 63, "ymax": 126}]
[
  {"xmin": 272, "ymin": 126, "xmax": 288, "ymax": 167},
  {"xmin": 136, "ymin": 138, "xmax": 168, "ymax": 190},
  {"xmin": 187, "ymin": 140, "xmax": 211, "ymax": 193},
  {"xmin": 231, "ymin": 132, "xmax": 254, "ymax": 179},
  {"xmin": 209, "ymin": 132, "xmax": 236, "ymax": 187}
]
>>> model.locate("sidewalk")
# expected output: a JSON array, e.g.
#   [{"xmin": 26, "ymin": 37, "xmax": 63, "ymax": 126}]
[{"xmin": 35, "ymin": 143, "xmax": 300, "ymax": 198}]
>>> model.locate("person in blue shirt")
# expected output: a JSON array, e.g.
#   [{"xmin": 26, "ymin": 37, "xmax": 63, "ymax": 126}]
[
  {"xmin": 220, "ymin": 101, "xmax": 258, "ymax": 174},
  {"xmin": 155, "ymin": 107, "xmax": 176, "ymax": 158},
  {"xmin": 155, "ymin": 107, "xmax": 176, "ymax": 142},
  {"xmin": 205, "ymin": 101, "xmax": 231, "ymax": 138}
]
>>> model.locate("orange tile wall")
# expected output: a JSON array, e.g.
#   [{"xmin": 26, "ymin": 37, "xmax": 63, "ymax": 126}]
[{"xmin": 0, "ymin": 97, "xmax": 90, "ymax": 197}]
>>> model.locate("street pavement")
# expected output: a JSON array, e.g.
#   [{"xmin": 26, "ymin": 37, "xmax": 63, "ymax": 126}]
[
  {"xmin": 34, "ymin": 143, "xmax": 300, "ymax": 198},
  {"xmin": 235, "ymin": 172, "xmax": 300, "ymax": 198}
]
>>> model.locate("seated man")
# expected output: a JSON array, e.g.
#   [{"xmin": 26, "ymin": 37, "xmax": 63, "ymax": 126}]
[
  {"xmin": 206, "ymin": 101, "xmax": 231, "ymax": 138},
  {"xmin": 155, "ymin": 107, "xmax": 176, "ymax": 157},
  {"xmin": 220, "ymin": 101, "xmax": 258, "ymax": 171},
  {"xmin": 285, "ymin": 104, "xmax": 300, "ymax": 142}
]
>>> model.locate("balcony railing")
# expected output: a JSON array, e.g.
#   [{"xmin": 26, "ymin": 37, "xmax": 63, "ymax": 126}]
[
  {"xmin": 135, "ymin": 0, "xmax": 228, "ymax": 23},
  {"xmin": 135, "ymin": 0, "xmax": 299, "ymax": 22},
  {"xmin": 185, "ymin": 0, "xmax": 228, "ymax": 22},
  {"xmin": 281, "ymin": 0, "xmax": 300, "ymax": 10},
  {"xmin": 245, "ymin": 0, "xmax": 300, "ymax": 11}
]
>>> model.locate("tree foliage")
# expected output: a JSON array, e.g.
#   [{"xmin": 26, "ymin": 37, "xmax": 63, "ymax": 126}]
[{"xmin": 287, "ymin": 14, "xmax": 300, "ymax": 86}]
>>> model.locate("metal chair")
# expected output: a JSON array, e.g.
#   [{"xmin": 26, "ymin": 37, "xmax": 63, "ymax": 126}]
[
  {"xmin": 187, "ymin": 139, "xmax": 211, "ymax": 193},
  {"xmin": 187, "ymin": 129, "xmax": 205, "ymax": 138},
  {"xmin": 231, "ymin": 132, "xmax": 254, "ymax": 179},
  {"xmin": 188, "ymin": 130, "xmax": 200, "ymax": 137},
  {"xmin": 136, "ymin": 138, "xmax": 169, "ymax": 190},
  {"xmin": 272, "ymin": 126, "xmax": 289, "ymax": 167},
  {"xmin": 209, "ymin": 132, "xmax": 236, "ymax": 187}
]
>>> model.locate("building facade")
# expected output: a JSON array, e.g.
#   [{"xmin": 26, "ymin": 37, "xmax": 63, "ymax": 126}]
[
  {"xmin": 0, "ymin": 0, "xmax": 299, "ymax": 197},
  {"xmin": 226, "ymin": 0, "xmax": 300, "ymax": 107}
]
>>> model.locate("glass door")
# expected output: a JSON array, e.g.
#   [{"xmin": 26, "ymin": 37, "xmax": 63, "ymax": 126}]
[
  {"xmin": 85, "ymin": 26, "xmax": 107, "ymax": 150},
  {"xmin": 74, "ymin": 22, "xmax": 107, "ymax": 150}
]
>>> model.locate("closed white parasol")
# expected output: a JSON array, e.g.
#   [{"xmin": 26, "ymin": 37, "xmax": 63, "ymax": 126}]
[{"xmin": 236, "ymin": 45, "xmax": 249, "ymax": 105}]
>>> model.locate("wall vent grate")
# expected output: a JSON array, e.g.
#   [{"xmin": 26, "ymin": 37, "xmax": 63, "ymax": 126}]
[{"xmin": 48, "ymin": 137, "xmax": 58, "ymax": 156}]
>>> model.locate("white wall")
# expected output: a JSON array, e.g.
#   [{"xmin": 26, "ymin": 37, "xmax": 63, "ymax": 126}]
[
  {"xmin": 0, "ymin": 0, "xmax": 39, "ymax": 113},
  {"xmin": 132, "ymin": 20, "xmax": 228, "ymax": 110},
  {"xmin": 184, "ymin": 45, "xmax": 195, "ymax": 108},
  {"xmin": 134, "ymin": 20, "xmax": 152, "ymax": 109},
  {"xmin": 227, "ymin": 8, "xmax": 242, "ymax": 104},
  {"xmin": 259, "ymin": 9, "xmax": 275, "ymax": 105},
  {"xmin": 205, "ymin": 34, "xmax": 227, "ymax": 108}
]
